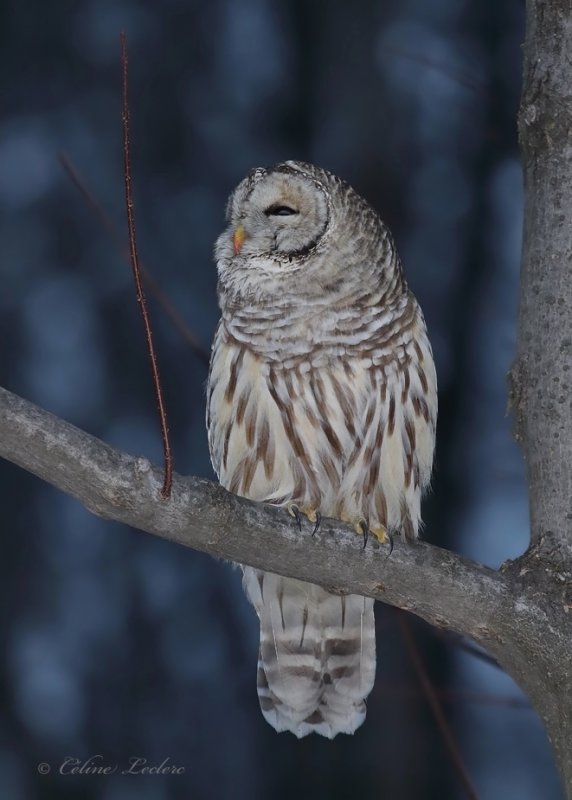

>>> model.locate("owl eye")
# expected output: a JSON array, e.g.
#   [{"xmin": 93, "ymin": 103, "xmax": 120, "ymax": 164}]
[{"xmin": 265, "ymin": 204, "xmax": 299, "ymax": 216}]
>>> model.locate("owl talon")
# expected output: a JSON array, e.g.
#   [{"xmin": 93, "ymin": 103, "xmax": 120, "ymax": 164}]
[
  {"xmin": 353, "ymin": 521, "xmax": 393, "ymax": 552},
  {"xmin": 356, "ymin": 520, "xmax": 369, "ymax": 550},
  {"xmin": 386, "ymin": 532, "xmax": 394, "ymax": 556},
  {"xmin": 312, "ymin": 511, "xmax": 322, "ymax": 537},
  {"xmin": 287, "ymin": 503, "xmax": 303, "ymax": 531},
  {"xmin": 288, "ymin": 505, "xmax": 322, "ymax": 534}
]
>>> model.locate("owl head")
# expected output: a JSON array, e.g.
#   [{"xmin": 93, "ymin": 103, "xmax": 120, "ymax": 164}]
[{"xmin": 215, "ymin": 161, "xmax": 399, "ymax": 306}]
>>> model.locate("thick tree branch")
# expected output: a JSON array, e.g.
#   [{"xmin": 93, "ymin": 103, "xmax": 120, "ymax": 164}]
[{"xmin": 0, "ymin": 384, "xmax": 510, "ymax": 643}]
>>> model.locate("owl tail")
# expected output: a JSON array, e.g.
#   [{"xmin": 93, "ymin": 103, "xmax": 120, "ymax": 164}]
[{"xmin": 242, "ymin": 568, "xmax": 376, "ymax": 738}]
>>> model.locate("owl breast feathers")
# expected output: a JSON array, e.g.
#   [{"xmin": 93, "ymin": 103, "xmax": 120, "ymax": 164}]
[{"xmin": 207, "ymin": 160, "xmax": 437, "ymax": 738}]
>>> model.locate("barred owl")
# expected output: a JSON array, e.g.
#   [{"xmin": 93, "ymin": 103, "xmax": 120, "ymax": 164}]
[{"xmin": 207, "ymin": 161, "xmax": 437, "ymax": 738}]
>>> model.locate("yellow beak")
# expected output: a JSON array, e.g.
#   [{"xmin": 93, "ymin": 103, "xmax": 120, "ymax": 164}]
[{"xmin": 233, "ymin": 225, "xmax": 246, "ymax": 255}]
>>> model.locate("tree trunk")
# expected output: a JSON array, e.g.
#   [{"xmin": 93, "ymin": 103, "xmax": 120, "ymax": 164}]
[{"xmin": 508, "ymin": 0, "xmax": 572, "ymax": 791}]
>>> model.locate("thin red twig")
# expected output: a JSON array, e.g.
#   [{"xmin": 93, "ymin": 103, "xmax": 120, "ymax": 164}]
[
  {"xmin": 58, "ymin": 153, "xmax": 210, "ymax": 367},
  {"xmin": 398, "ymin": 612, "xmax": 479, "ymax": 800},
  {"xmin": 120, "ymin": 32, "xmax": 173, "ymax": 499}
]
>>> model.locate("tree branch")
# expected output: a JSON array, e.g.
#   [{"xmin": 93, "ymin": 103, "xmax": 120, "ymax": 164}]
[{"xmin": 0, "ymin": 384, "xmax": 509, "ymax": 645}]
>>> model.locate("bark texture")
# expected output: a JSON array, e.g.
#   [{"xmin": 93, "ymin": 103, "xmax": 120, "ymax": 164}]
[{"xmin": 515, "ymin": 1, "xmax": 572, "ymax": 563}]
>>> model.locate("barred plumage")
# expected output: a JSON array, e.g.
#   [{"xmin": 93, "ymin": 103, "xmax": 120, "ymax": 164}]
[{"xmin": 207, "ymin": 161, "xmax": 437, "ymax": 737}]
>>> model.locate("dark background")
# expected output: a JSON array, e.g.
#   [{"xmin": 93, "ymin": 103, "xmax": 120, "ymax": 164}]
[{"xmin": 0, "ymin": 0, "xmax": 564, "ymax": 798}]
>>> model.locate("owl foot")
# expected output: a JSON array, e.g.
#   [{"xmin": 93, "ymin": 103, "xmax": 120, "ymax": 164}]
[
  {"xmin": 287, "ymin": 504, "xmax": 322, "ymax": 536},
  {"xmin": 355, "ymin": 520, "xmax": 393, "ymax": 554}
]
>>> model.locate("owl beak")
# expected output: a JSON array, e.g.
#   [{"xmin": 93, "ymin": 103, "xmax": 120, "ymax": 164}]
[{"xmin": 233, "ymin": 225, "xmax": 247, "ymax": 255}]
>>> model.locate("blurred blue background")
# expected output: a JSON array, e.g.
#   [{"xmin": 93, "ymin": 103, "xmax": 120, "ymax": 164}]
[{"xmin": 0, "ymin": 0, "xmax": 565, "ymax": 798}]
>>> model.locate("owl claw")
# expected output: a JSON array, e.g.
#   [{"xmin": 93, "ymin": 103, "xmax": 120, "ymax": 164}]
[
  {"xmin": 386, "ymin": 532, "xmax": 394, "ymax": 557},
  {"xmin": 288, "ymin": 504, "xmax": 322, "ymax": 535},
  {"xmin": 354, "ymin": 521, "xmax": 393, "ymax": 553},
  {"xmin": 287, "ymin": 504, "xmax": 302, "ymax": 531},
  {"xmin": 312, "ymin": 511, "xmax": 322, "ymax": 537},
  {"xmin": 356, "ymin": 519, "xmax": 369, "ymax": 549}
]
